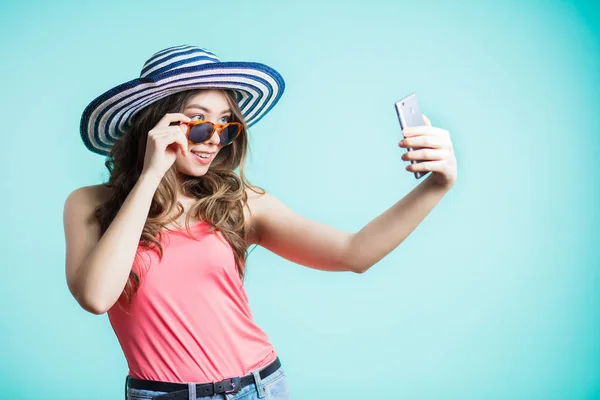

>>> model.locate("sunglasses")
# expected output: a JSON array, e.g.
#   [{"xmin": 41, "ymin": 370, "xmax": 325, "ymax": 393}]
[{"xmin": 173, "ymin": 120, "xmax": 243, "ymax": 146}]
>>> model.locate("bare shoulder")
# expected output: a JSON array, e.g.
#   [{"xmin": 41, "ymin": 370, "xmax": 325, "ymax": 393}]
[
  {"xmin": 63, "ymin": 183, "xmax": 112, "ymax": 305},
  {"xmin": 64, "ymin": 183, "xmax": 111, "ymax": 219},
  {"xmin": 68, "ymin": 183, "xmax": 111, "ymax": 202},
  {"xmin": 63, "ymin": 183, "xmax": 113, "ymax": 242},
  {"xmin": 244, "ymin": 185, "xmax": 265, "ymax": 205},
  {"xmin": 243, "ymin": 186, "xmax": 271, "ymax": 245},
  {"xmin": 244, "ymin": 185, "xmax": 277, "ymax": 216}
]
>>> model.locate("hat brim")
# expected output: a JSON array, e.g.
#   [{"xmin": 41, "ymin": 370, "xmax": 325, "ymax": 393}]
[{"xmin": 80, "ymin": 61, "xmax": 285, "ymax": 156}]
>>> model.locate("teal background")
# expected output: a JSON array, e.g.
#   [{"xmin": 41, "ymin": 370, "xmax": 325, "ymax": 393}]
[{"xmin": 1, "ymin": 0, "xmax": 599, "ymax": 398}]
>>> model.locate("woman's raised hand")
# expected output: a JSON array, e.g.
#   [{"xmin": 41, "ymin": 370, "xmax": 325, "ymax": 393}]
[{"xmin": 140, "ymin": 113, "xmax": 191, "ymax": 182}]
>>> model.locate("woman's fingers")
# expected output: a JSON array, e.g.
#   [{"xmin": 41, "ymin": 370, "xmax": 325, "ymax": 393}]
[
  {"xmin": 401, "ymin": 148, "xmax": 448, "ymax": 161},
  {"xmin": 156, "ymin": 127, "xmax": 189, "ymax": 156},
  {"xmin": 402, "ymin": 125, "xmax": 448, "ymax": 137},
  {"xmin": 155, "ymin": 112, "xmax": 191, "ymax": 128},
  {"xmin": 405, "ymin": 160, "xmax": 447, "ymax": 173},
  {"xmin": 399, "ymin": 134, "xmax": 447, "ymax": 149},
  {"xmin": 141, "ymin": 113, "xmax": 193, "ymax": 181}
]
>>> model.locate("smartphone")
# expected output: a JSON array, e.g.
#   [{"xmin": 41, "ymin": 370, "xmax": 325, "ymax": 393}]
[{"xmin": 394, "ymin": 93, "xmax": 428, "ymax": 179}]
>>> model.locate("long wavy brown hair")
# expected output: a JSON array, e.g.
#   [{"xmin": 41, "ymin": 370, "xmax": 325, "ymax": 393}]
[{"xmin": 94, "ymin": 89, "xmax": 264, "ymax": 311}]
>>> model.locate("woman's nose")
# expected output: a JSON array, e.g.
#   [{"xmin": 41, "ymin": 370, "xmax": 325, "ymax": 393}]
[{"xmin": 205, "ymin": 128, "xmax": 221, "ymax": 145}]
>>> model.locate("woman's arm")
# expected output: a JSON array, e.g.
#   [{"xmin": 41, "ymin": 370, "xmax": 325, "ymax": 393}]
[
  {"xmin": 250, "ymin": 115, "xmax": 457, "ymax": 274},
  {"xmin": 344, "ymin": 174, "xmax": 451, "ymax": 272},
  {"xmin": 63, "ymin": 174, "xmax": 162, "ymax": 314},
  {"xmin": 64, "ymin": 113, "xmax": 192, "ymax": 314}
]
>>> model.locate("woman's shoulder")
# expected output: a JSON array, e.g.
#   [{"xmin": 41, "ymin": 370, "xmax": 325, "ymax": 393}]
[
  {"xmin": 243, "ymin": 186, "xmax": 268, "ymax": 245},
  {"xmin": 63, "ymin": 184, "xmax": 112, "ymax": 250},
  {"xmin": 64, "ymin": 184, "xmax": 111, "ymax": 219},
  {"xmin": 244, "ymin": 186, "xmax": 284, "ymax": 213},
  {"xmin": 242, "ymin": 186, "xmax": 283, "ymax": 227},
  {"xmin": 71, "ymin": 183, "xmax": 110, "ymax": 203},
  {"xmin": 244, "ymin": 186, "xmax": 269, "ymax": 214}
]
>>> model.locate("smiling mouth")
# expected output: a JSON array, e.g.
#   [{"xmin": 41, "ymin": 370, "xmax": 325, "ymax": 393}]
[
  {"xmin": 192, "ymin": 151, "xmax": 212, "ymax": 159},
  {"xmin": 190, "ymin": 151, "xmax": 214, "ymax": 164}
]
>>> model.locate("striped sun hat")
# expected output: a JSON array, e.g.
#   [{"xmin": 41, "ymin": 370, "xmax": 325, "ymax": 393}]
[{"xmin": 80, "ymin": 44, "xmax": 285, "ymax": 156}]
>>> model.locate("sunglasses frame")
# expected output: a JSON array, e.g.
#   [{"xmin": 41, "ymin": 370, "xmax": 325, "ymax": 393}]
[{"xmin": 181, "ymin": 120, "xmax": 244, "ymax": 146}]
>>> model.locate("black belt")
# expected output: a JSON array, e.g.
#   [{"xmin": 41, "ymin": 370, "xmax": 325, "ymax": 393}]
[{"xmin": 126, "ymin": 357, "xmax": 281, "ymax": 400}]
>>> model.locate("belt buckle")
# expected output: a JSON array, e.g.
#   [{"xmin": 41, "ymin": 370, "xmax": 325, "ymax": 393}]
[{"xmin": 220, "ymin": 376, "xmax": 241, "ymax": 394}]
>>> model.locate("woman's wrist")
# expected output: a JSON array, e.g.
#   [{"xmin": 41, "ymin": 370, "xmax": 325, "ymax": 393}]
[{"xmin": 138, "ymin": 171, "xmax": 163, "ymax": 190}]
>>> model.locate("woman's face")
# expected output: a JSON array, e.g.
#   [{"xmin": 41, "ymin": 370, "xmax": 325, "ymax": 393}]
[{"xmin": 173, "ymin": 89, "xmax": 233, "ymax": 176}]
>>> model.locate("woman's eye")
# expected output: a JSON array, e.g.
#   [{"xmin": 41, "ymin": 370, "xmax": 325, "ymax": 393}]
[{"xmin": 189, "ymin": 114, "xmax": 231, "ymax": 123}]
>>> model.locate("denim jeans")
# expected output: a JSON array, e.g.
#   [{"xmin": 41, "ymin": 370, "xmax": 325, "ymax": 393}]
[{"xmin": 126, "ymin": 366, "xmax": 290, "ymax": 400}]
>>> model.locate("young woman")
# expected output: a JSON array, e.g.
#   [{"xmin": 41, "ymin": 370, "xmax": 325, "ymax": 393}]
[{"xmin": 64, "ymin": 45, "xmax": 457, "ymax": 400}]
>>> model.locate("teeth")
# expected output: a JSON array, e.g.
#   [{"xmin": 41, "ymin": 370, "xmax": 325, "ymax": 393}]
[{"xmin": 193, "ymin": 152, "xmax": 210, "ymax": 159}]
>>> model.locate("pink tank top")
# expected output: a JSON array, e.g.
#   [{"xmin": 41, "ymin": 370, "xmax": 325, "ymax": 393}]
[{"xmin": 107, "ymin": 221, "xmax": 278, "ymax": 383}]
